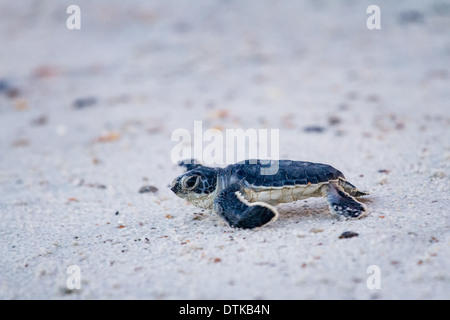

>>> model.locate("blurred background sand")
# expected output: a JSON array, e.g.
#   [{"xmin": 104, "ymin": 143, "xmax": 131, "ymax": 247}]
[{"xmin": 0, "ymin": 0, "xmax": 449, "ymax": 299}]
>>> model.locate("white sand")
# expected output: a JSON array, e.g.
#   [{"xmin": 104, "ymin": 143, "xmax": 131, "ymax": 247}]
[{"xmin": 0, "ymin": 0, "xmax": 449, "ymax": 299}]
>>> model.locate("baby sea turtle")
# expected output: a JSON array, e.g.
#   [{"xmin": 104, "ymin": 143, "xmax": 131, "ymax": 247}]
[{"xmin": 171, "ymin": 159, "xmax": 369, "ymax": 229}]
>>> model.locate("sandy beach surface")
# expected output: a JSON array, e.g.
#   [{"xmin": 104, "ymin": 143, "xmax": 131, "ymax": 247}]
[{"xmin": 1, "ymin": 0, "xmax": 449, "ymax": 299}]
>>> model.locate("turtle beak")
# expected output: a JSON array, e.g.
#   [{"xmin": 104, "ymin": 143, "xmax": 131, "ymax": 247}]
[{"xmin": 170, "ymin": 178, "xmax": 180, "ymax": 194}]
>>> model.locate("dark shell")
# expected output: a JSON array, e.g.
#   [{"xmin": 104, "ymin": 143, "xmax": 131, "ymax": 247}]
[
  {"xmin": 339, "ymin": 231, "xmax": 359, "ymax": 239},
  {"xmin": 229, "ymin": 160, "xmax": 344, "ymax": 187}
]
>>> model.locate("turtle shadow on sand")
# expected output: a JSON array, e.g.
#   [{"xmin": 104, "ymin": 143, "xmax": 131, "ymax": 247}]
[
  {"xmin": 187, "ymin": 196, "xmax": 373, "ymax": 230},
  {"xmin": 275, "ymin": 197, "xmax": 374, "ymax": 227},
  {"xmin": 276, "ymin": 200, "xmax": 334, "ymax": 223}
]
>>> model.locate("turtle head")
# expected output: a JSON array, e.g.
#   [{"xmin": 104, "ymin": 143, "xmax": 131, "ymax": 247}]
[{"xmin": 171, "ymin": 166, "xmax": 220, "ymax": 209}]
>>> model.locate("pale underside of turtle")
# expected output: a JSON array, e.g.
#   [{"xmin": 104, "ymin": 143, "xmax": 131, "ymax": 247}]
[{"xmin": 171, "ymin": 159, "xmax": 369, "ymax": 229}]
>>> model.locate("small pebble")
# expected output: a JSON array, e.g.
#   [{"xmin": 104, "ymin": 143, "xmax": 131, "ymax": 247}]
[
  {"xmin": 0, "ymin": 79, "xmax": 20, "ymax": 98},
  {"xmin": 0, "ymin": 79, "xmax": 8, "ymax": 91},
  {"xmin": 11, "ymin": 139, "xmax": 30, "ymax": 147},
  {"xmin": 310, "ymin": 227, "xmax": 324, "ymax": 234},
  {"xmin": 339, "ymin": 231, "xmax": 359, "ymax": 239},
  {"xmin": 96, "ymin": 132, "xmax": 120, "ymax": 143},
  {"xmin": 139, "ymin": 185, "xmax": 158, "ymax": 193},
  {"xmin": 14, "ymin": 99, "xmax": 28, "ymax": 110},
  {"xmin": 73, "ymin": 97, "xmax": 97, "ymax": 109},
  {"xmin": 367, "ymin": 94, "xmax": 380, "ymax": 102},
  {"xmin": 328, "ymin": 115, "xmax": 341, "ymax": 126},
  {"xmin": 346, "ymin": 91, "xmax": 358, "ymax": 100},
  {"xmin": 303, "ymin": 125, "xmax": 325, "ymax": 133},
  {"xmin": 85, "ymin": 183, "xmax": 107, "ymax": 189},
  {"xmin": 431, "ymin": 170, "xmax": 446, "ymax": 179},
  {"xmin": 208, "ymin": 109, "xmax": 229, "ymax": 120},
  {"xmin": 31, "ymin": 115, "xmax": 48, "ymax": 126},
  {"xmin": 398, "ymin": 10, "xmax": 424, "ymax": 24},
  {"xmin": 338, "ymin": 103, "xmax": 349, "ymax": 111}
]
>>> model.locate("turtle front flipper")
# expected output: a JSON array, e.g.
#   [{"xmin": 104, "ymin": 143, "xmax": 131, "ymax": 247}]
[
  {"xmin": 324, "ymin": 183, "xmax": 367, "ymax": 218},
  {"xmin": 213, "ymin": 184, "xmax": 279, "ymax": 229}
]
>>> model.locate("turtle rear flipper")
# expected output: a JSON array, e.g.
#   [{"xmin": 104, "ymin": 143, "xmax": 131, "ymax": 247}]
[
  {"xmin": 338, "ymin": 178, "xmax": 369, "ymax": 197},
  {"xmin": 324, "ymin": 183, "xmax": 367, "ymax": 218},
  {"xmin": 214, "ymin": 185, "xmax": 279, "ymax": 229}
]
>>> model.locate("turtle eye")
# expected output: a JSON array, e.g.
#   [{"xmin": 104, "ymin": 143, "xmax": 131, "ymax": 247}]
[{"xmin": 183, "ymin": 175, "xmax": 200, "ymax": 190}]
